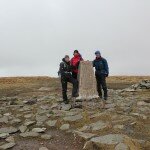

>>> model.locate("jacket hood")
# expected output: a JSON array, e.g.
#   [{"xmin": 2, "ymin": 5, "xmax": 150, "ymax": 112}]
[{"xmin": 62, "ymin": 58, "xmax": 70, "ymax": 64}]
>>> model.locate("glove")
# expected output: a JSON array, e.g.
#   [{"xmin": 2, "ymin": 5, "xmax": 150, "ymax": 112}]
[{"xmin": 105, "ymin": 74, "xmax": 108, "ymax": 77}]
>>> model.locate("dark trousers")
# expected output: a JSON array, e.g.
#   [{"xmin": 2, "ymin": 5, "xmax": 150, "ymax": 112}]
[
  {"xmin": 72, "ymin": 72, "xmax": 78, "ymax": 80},
  {"xmin": 61, "ymin": 75, "xmax": 78, "ymax": 101},
  {"xmin": 96, "ymin": 74, "xmax": 108, "ymax": 100}
]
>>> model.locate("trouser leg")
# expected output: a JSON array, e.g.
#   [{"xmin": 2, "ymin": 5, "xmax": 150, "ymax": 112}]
[
  {"xmin": 61, "ymin": 77, "xmax": 68, "ymax": 102},
  {"xmin": 101, "ymin": 75, "xmax": 108, "ymax": 100},
  {"xmin": 72, "ymin": 72, "xmax": 78, "ymax": 80},
  {"xmin": 96, "ymin": 75, "xmax": 102, "ymax": 98},
  {"xmin": 68, "ymin": 77, "xmax": 78, "ymax": 97}
]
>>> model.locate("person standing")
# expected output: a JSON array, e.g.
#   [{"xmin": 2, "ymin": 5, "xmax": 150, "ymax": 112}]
[
  {"xmin": 93, "ymin": 51, "xmax": 109, "ymax": 108},
  {"xmin": 71, "ymin": 50, "xmax": 83, "ymax": 80},
  {"xmin": 58, "ymin": 55, "xmax": 78, "ymax": 104}
]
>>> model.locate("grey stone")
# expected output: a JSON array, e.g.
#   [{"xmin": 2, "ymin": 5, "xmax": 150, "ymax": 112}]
[
  {"xmin": 41, "ymin": 134, "xmax": 52, "ymax": 140},
  {"xmin": 24, "ymin": 121, "xmax": 36, "ymax": 126},
  {"xmin": 115, "ymin": 143, "xmax": 129, "ymax": 150},
  {"xmin": 20, "ymin": 132, "xmax": 39, "ymax": 138},
  {"xmin": 91, "ymin": 134, "xmax": 124, "ymax": 145},
  {"xmin": 61, "ymin": 104, "xmax": 71, "ymax": 111},
  {"xmin": 63, "ymin": 114, "xmax": 83, "ymax": 122},
  {"xmin": 75, "ymin": 131, "xmax": 96, "ymax": 140},
  {"xmin": 0, "ymin": 116, "xmax": 8, "ymax": 123},
  {"xmin": 5, "ymin": 136, "xmax": 15, "ymax": 143},
  {"xmin": 114, "ymin": 125, "xmax": 124, "ymax": 130},
  {"xmin": 0, "ymin": 133, "xmax": 9, "ymax": 139},
  {"xmin": 0, "ymin": 142, "xmax": 16, "ymax": 150},
  {"xmin": 32, "ymin": 128, "xmax": 46, "ymax": 133},
  {"xmin": 10, "ymin": 118, "xmax": 21, "ymax": 125},
  {"xmin": 60, "ymin": 124, "xmax": 70, "ymax": 130},
  {"xmin": 90, "ymin": 121, "xmax": 108, "ymax": 131},
  {"xmin": 24, "ymin": 114, "xmax": 33, "ymax": 119},
  {"xmin": 36, "ymin": 115, "xmax": 48, "ymax": 122},
  {"xmin": 39, "ymin": 147, "xmax": 49, "ymax": 150},
  {"xmin": 19, "ymin": 125, "xmax": 27, "ymax": 133},
  {"xmin": 46, "ymin": 120, "xmax": 57, "ymax": 127},
  {"xmin": 0, "ymin": 127, "xmax": 18, "ymax": 134}
]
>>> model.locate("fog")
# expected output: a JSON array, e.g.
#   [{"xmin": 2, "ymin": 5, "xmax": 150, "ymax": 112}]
[{"xmin": 0, "ymin": 0, "xmax": 150, "ymax": 77}]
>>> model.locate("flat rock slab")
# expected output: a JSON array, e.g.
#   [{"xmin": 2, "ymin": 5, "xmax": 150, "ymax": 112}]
[
  {"xmin": 46, "ymin": 120, "xmax": 57, "ymax": 127},
  {"xmin": 60, "ymin": 124, "xmax": 70, "ymax": 130},
  {"xmin": 0, "ymin": 127, "xmax": 18, "ymax": 134},
  {"xmin": 74, "ymin": 131, "xmax": 96, "ymax": 140},
  {"xmin": 19, "ymin": 125, "xmax": 27, "ymax": 133},
  {"xmin": 63, "ymin": 114, "xmax": 83, "ymax": 122},
  {"xmin": 41, "ymin": 134, "xmax": 52, "ymax": 140},
  {"xmin": 32, "ymin": 128, "xmax": 46, "ymax": 133},
  {"xmin": 24, "ymin": 121, "xmax": 36, "ymax": 126},
  {"xmin": 115, "ymin": 143, "xmax": 129, "ymax": 150},
  {"xmin": 61, "ymin": 104, "xmax": 71, "ymax": 111},
  {"xmin": 0, "ymin": 133, "xmax": 9, "ymax": 139},
  {"xmin": 90, "ymin": 121, "xmax": 109, "ymax": 131},
  {"xmin": 20, "ymin": 132, "xmax": 39, "ymax": 138},
  {"xmin": 0, "ymin": 116, "xmax": 9, "ymax": 123},
  {"xmin": 91, "ymin": 134, "xmax": 124, "ymax": 145},
  {"xmin": 0, "ymin": 142, "xmax": 16, "ymax": 150},
  {"xmin": 39, "ymin": 147, "xmax": 49, "ymax": 150}
]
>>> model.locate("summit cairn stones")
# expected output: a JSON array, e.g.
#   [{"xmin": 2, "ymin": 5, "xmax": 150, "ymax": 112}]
[{"xmin": 78, "ymin": 61, "xmax": 98, "ymax": 99}]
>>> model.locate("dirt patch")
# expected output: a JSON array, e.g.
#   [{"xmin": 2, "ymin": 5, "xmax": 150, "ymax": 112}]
[{"xmin": 13, "ymin": 129, "xmax": 84, "ymax": 150}]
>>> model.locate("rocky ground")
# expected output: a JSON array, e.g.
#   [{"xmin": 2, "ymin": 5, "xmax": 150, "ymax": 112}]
[{"xmin": 0, "ymin": 76, "xmax": 150, "ymax": 150}]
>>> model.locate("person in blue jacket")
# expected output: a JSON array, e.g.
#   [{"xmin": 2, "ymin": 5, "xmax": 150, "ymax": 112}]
[{"xmin": 93, "ymin": 50, "xmax": 109, "ymax": 108}]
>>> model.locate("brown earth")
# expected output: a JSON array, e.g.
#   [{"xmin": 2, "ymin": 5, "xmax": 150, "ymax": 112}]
[{"xmin": 0, "ymin": 76, "xmax": 150, "ymax": 150}]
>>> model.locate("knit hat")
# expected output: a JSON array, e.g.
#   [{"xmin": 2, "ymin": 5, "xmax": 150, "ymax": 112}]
[
  {"xmin": 74, "ymin": 50, "xmax": 79, "ymax": 54},
  {"xmin": 64, "ymin": 55, "xmax": 69, "ymax": 58},
  {"xmin": 95, "ymin": 50, "xmax": 101, "ymax": 55}
]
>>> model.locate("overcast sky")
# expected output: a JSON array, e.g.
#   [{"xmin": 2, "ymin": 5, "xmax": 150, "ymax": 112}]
[{"xmin": 0, "ymin": 0, "xmax": 150, "ymax": 77}]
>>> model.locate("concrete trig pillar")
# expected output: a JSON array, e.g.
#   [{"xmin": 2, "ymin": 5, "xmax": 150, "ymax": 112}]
[{"xmin": 77, "ymin": 61, "xmax": 99, "ymax": 100}]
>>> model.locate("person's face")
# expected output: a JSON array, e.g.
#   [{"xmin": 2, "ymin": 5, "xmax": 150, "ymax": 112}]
[
  {"xmin": 96, "ymin": 54, "xmax": 101, "ymax": 58},
  {"xmin": 74, "ymin": 52, "xmax": 78, "ymax": 56},
  {"xmin": 65, "ymin": 57, "xmax": 70, "ymax": 62}
]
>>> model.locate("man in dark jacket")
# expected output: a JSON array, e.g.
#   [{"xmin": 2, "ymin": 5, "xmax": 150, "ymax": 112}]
[
  {"xmin": 58, "ymin": 55, "xmax": 78, "ymax": 104},
  {"xmin": 93, "ymin": 51, "xmax": 109, "ymax": 108}
]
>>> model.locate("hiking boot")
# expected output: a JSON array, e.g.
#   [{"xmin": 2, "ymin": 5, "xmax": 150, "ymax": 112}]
[
  {"xmin": 104, "ymin": 97, "xmax": 107, "ymax": 100},
  {"xmin": 64, "ymin": 100, "xmax": 69, "ymax": 104},
  {"xmin": 101, "ymin": 100, "xmax": 106, "ymax": 109},
  {"xmin": 71, "ymin": 97, "xmax": 76, "ymax": 108}
]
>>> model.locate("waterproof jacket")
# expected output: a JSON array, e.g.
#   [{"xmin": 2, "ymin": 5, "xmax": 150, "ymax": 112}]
[
  {"xmin": 70, "ymin": 54, "xmax": 83, "ymax": 74},
  {"xmin": 59, "ymin": 58, "xmax": 73, "ymax": 78},
  {"xmin": 93, "ymin": 57, "xmax": 109, "ymax": 76}
]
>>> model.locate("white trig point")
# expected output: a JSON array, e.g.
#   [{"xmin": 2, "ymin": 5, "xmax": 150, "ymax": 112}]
[{"xmin": 77, "ymin": 61, "xmax": 99, "ymax": 100}]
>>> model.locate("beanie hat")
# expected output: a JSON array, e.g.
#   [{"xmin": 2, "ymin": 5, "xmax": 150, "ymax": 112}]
[
  {"xmin": 95, "ymin": 50, "xmax": 101, "ymax": 55},
  {"xmin": 74, "ymin": 50, "xmax": 79, "ymax": 54},
  {"xmin": 64, "ymin": 55, "xmax": 69, "ymax": 58}
]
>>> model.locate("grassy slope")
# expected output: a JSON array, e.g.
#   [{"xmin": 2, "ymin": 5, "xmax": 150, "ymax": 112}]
[{"xmin": 0, "ymin": 76, "xmax": 149, "ymax": 97}]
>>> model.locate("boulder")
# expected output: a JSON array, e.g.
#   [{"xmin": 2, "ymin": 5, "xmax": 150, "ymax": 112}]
[
  {"xmin": 19, "ymin": 125, "xmax": 27, "ymax": 133},
  {"xmin": 0, "ymin": 127, "xmax": 18, "ymax": 134},
  {"xmin": 41, "ymin": 134, "xmax": 52, "ymax": 140},
  {"xmin": 46, "ymin": 120, "xmax": 57, "ymax": 127},
  {"xmin": 20, "ymin": 132, "xmax": 39, "ymax": 138},
  {"xmin": 74, "ymin": 131, "xmax": 96, "ymax": 140},
  {"xmin": 63, "ymin": 114, "xmax": 83, "ymax": 122},
  {"xmin": 90, "ymin": 134, "xmax": 124, "ymax": 148},
  {"xmin": 60, "ymin": 124, "xmax": 70, "ymax": 130},
  {"xmin": 0, "ymin": 142, "xmax": 16, "ymax": 150},
  {"xmin": 32, "ymin": 128, "xmax": 46, "ymax": 133},
  {"xmin": 0, "ymin": 133, "xmax": 9, "ymax": 139},
  {"xmin": 90, "ymin": 121, "xmax": 109, "ymax": 131},
  {"xmin": 115, "ymin": 143, "xmax": 129, "ymax": 150}
]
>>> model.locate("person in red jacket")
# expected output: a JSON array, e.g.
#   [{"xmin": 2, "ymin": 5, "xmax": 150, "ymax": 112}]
[{"xmin": 71, "ymin": 50, "xmax": 83, "ymax": 79}]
